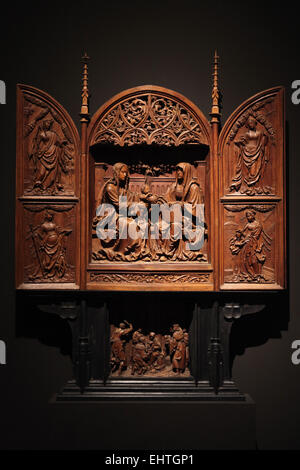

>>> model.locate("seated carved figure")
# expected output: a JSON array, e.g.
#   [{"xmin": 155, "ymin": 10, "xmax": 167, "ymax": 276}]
[
  {"xmin": 92, "ymin": 161, "xmax": 207, "ymax": 263},
  {"xmin": 93, "ymin": 163, "xmax": 143, "ymax": 261},
  {"xmin": 162, "ymin": 162, "xmax": 206, "ymax": 261}
]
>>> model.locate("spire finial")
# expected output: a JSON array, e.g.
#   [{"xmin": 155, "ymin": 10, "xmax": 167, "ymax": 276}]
[
  {"xmin": 210, "ymin": 50, "xmax": 220, "ymax": 123},
  {"xmin": 80, "ymin": 52, "xmax": 90, "ymax": 118}
]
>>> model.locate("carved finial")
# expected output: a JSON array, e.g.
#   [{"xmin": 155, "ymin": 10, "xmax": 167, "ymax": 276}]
[
  {"xmin": 210, "ymin": 50, "xmax": 221, "ymax": 123},
  {"xmin": 80, "ymin": 52, "xmax": 90, "ymax": 118}
]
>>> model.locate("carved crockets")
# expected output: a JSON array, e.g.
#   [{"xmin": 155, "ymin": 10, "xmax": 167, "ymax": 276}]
[
  {"xmin": 92, "ymin": 162, "xmax": 206, "ymax": 263},
  {"xmin": 110, "ymin": 322, "xmax": 189, "ymax": 377}
]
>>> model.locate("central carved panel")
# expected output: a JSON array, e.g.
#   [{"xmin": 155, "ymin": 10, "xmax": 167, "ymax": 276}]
[
  {"xmin": 91, "ymin": 159, "xmax": 207, "ymax": 263},
  {"xmin": 86, "ymin": 87, "xmax": 213, "ymax": 291}
]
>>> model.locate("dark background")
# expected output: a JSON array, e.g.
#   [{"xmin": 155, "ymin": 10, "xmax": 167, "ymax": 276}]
[{"xmin": 0, "ymin": 0, "xmax": 300, "ymax": 450}]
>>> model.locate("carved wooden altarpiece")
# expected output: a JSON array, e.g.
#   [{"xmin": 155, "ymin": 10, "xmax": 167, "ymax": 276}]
[{"xmin": 15, "ymin": 53, "xmax": 286, "ymax": 400}]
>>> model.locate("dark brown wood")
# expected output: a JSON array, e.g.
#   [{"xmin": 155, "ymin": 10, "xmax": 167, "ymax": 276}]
[
  {"xmin": 79, "ymin": 53, "xmax": 90, "ymax": 290},
  {"xmin": 210, "ymin": 51, "xmax": 221, "ymax": 290}
]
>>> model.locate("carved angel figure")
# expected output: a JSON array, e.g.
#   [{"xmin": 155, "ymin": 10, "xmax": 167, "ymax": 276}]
[
  {"xmin": 230, "ymin": 116, "xmax": 270, "ymax": 195},
  {"xmin": 229, "ymin": 209, "xmax": 272, "ymax": 282}
]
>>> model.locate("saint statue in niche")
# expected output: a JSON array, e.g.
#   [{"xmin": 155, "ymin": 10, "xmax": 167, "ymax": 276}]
[
  {"xmin": 92, "ymin": 161, "xmax": 207, "ymax": 262},
  {"xmin": 229, "ymin": 116, "xmax": 271, "ymax": 195},
  {"xmin": 29, "ymin": 119, "xmax": 73, "ymax": 193},
  {"xmin": 229, "ymin": 209, "xmax": 272, "ymax": 282},
  {"xmin": 28, "ymin": 211, "xmax": 72, "ymax": 281}
]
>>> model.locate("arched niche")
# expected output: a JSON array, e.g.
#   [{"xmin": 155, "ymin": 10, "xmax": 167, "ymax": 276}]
[
  {"xmin": 85, "ymin": 85, "xmax": 214, "ymax": 291},
  {"xmin": 15, "ymin": 84, "xmax": 80, "ymax": 290},
  {"xmin": 217, "ymin": 86, "xmax": 285, "ymax": 290}
]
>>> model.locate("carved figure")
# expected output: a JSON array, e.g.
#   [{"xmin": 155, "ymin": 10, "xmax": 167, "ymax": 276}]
[
  {"xmin": 147, "ymin": 332, "xmax": 166, "ymax": 372},
  {"xmin": 162, "ymin": 162, "xmax": 206, "ymax": 261},
  {"xmin": 29, "ymin": 119, "xmax": 72, "ymax": 192},
  {"xmin": 166, "ymin": 324, "xmax": 188, "ymax": 375},
  {"xmin": 110, "ymin": 320, "xmax": 191, "ymax": 377},
  {"xmin": 93, "ymin": 161, "xmax": 206, "ymax": 263},
  {"xmin": 131, "ymin": 329, "xmax": 149, "ymax": 375},
  {"xmin": 130, "ymin": 330, "xmax": 166, "ymax": 375},
  {"xmin": 28, "ymin": 211, "xmax": 71, "ymax": 281},
  {"xmin": 92, "ymin": 163, "xmax": 144, "ymax": 261},
  {"xmin": 138, "ymin": 170, "xmax": 163, "ymax": 261},
  {"xmin": 229, "ymin": 209, "xmax": 272, "ymax": 282},
  {"xmin": 183, "ymin": 328, "xmax": 190, "ymax": 368},
  {"xmin": 230, "ymin": 116, "xmax": 269, "ymax": 195},
  {"xmin": 110, "ymin": 320, "xmax": 133, "ymax": 375}
]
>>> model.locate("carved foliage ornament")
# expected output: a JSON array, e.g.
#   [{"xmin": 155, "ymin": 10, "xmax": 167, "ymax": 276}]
[
  {"xmin": 89, "ymin": 272, "xmax": 210, "ymax": 283},
  {"xmin": 92, "ymin": 94, "xmax": 204, "ymax": 147}
]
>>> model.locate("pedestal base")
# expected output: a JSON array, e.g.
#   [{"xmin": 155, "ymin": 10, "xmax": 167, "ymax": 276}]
[
  {"xmin": 56, "ymin": 378, "xmax": 245, "ymax": 401},
  {"xmin": 51, "ymin": 393, "xmax": 256, "ymax": 449}
]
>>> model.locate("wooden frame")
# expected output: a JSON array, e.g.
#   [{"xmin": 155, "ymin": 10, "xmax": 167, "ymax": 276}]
[{"xmin": 15, "ymin": 57, "xmax": 286, "ymax": 293}]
